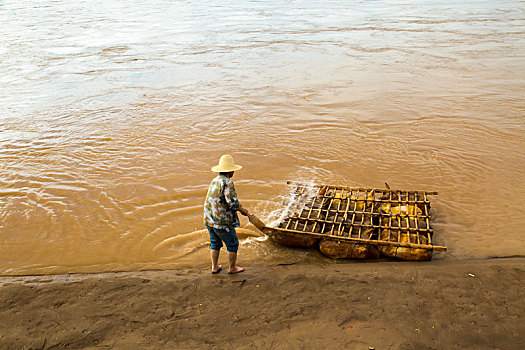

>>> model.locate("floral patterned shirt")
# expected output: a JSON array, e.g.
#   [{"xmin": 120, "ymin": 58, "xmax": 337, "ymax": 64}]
[{"xmin": 203, "ymin": 174, "xmax": 241, "ymax": 229}]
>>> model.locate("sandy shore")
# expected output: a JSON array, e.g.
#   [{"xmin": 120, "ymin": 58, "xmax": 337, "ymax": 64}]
[{"xmin": 0, "ymin": 258, "xmax": 523, "ymax": 349}]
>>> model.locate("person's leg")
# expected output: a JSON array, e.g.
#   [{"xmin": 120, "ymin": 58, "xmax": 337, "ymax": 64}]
[
  {"xmin": 211, "ymin": 249, "xmax": 221, "ymax": 273},
  {"xmin": 217, "ymin": 228, "xmax": 244, "ymax": 274},
  {"xmin": 206, "ymin": 226, "xmax": 223, "ymax": 273},
  {"xmin": 227, "ymin": 251, "xmax": 244, "ymax": 274}
]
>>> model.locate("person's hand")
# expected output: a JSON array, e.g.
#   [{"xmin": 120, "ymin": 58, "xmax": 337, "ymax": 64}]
[{"xmin": 238, "ymin": 207, "xmax": 249, "ymax": 216}]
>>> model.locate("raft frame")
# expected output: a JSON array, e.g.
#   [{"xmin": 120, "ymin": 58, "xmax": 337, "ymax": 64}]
[{"xmin": 258, "ymin": 183, "xmax": 446, "ymax": 252}]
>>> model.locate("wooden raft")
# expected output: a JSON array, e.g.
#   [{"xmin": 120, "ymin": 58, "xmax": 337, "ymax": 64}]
[{"xmin": 248, "ymin": 183, "xmax": 447, "ymax": 252}]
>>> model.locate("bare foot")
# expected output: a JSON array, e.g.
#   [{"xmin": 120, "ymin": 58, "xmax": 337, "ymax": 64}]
[
  {"xmin": 228, "ymin": 266, "xmax": 245, "ymax": 274},
  {"xmin": 211, "ymin": 264, "xmax": 222, "ymax": 274}
]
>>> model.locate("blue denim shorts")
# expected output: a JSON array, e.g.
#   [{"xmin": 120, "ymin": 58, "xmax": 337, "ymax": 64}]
[{"xmin": 206, "ymin": 225, "xmax": 239, "ymax": 253}]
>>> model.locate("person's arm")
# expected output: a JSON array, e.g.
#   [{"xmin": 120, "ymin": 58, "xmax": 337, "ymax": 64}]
[{"xmin": 224, "ymin": 181, "xmax": 249, "ymax": 216}]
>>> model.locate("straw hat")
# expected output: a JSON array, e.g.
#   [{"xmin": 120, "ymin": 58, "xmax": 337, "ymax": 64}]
[{"xmin": 211, "ymin": 154, "xmax": 242, "ymax": 172}]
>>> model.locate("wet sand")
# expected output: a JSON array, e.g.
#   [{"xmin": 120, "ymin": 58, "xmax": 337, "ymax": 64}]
[{"xmin": 1, "ymin": 258, "xmax": 523, "ymax": 349}]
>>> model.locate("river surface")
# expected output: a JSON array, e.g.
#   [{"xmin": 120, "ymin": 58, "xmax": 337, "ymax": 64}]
[{"xmin": 1, "ymin": 0, "xmax": 524, "ymax": 275}]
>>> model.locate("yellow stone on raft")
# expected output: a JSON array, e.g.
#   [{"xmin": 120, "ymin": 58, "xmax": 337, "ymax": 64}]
[{"xmin": 319, "ymin": 239, "xmax": 380, "ymax": 259}]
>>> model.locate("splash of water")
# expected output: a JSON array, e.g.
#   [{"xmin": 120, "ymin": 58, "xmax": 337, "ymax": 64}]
[{"xmin": 267, "ymin": 181, "xmax": 318, "ymax": 227}]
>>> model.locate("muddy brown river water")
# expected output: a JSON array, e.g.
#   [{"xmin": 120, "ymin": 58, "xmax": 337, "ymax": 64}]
[{"xmin": 1, "ymin": 0, "xmax": 524, "ymax": 275}]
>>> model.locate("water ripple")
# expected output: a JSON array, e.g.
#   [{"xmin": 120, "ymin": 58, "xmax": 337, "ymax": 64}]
[{"xmin": 0, "ymin": 0, "xmax": 524, "ymax": 274}]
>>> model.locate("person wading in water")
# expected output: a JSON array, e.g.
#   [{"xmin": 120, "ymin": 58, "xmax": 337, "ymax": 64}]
[{"xmin": 203, "ymin": 155, "xmax": 249, "ymax": 274}]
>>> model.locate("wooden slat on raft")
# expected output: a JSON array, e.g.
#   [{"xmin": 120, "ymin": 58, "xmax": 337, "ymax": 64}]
[
  {"xmin": 286, "ymin": 181, "xmax": 439, "ymax": 196},
  {"xmin": 266, "ymin": 227, "xmax": 447, "ymax": 252}
]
